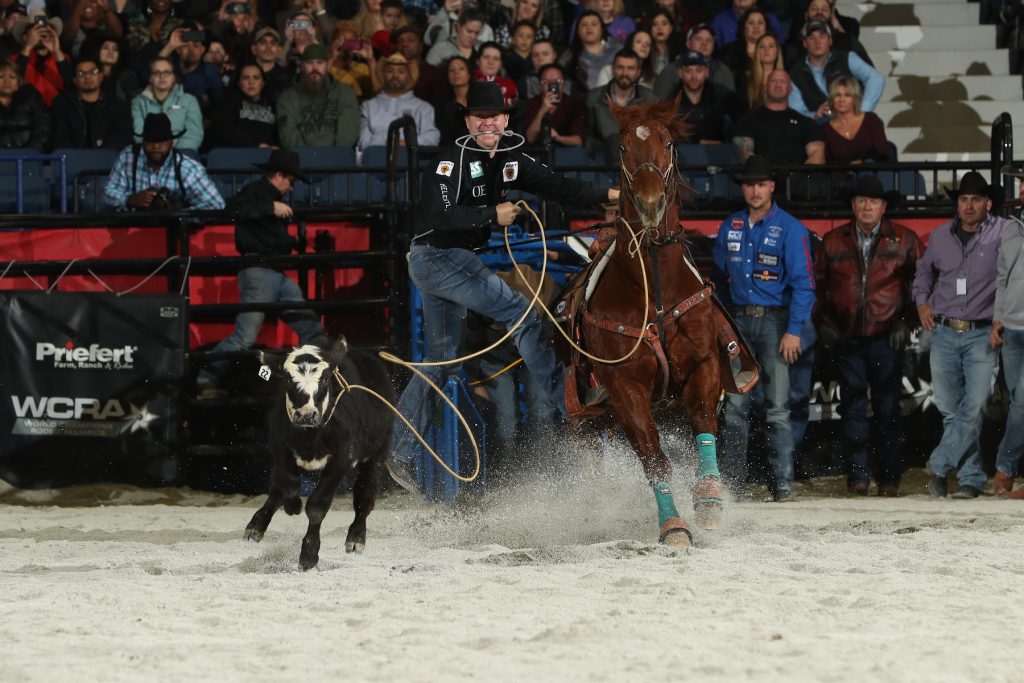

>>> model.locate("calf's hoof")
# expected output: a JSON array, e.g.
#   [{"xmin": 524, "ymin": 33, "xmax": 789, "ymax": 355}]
[
  {"xmin": 298, "ymin": 554, "xmax": 319, "ymax": 571},
  {"xmin": 244, "ymin": 526, "xmax": 264, "ymax": 542},
  {"xmin": 345, "ymin": 530, "xmax": 366, "ymax": 554},
  {"xmin": 283, "ymin": 497, "xmax": 302, "ymax": 515},
  {"xmin": 658, "ymin": 517, "xmax": 693, "ymax": 549}
]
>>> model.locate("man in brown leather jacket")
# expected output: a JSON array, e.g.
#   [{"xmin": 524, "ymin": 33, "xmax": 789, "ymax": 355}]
[{"xmin": 815, "ymin": 175, "xmax": 924, "ymax": 497}]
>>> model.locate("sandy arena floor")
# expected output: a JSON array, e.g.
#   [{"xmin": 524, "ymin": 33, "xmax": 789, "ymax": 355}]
[{"xmin": 1, "ymin": 447, "xmax": 1022, "ymax": 683}]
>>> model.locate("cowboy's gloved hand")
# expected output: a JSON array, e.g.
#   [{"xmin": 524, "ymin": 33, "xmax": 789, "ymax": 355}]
[
  {"xmin": 888, "ymin": 318, "xmax": 911, "ymax": 350},
  {"xmin": 817, "ymin": 323, "xmax": 840, "ymax": 349}
]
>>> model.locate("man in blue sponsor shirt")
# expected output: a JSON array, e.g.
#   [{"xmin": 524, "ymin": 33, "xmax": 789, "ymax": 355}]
[{"xmin": 712, "ymin": 155, "xmax": 816, "ymax": 501}]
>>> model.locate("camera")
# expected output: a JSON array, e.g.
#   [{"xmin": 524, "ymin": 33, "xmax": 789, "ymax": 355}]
[
  {"xmin": 226, "ymin": 2, "xmax": 248, "ymax": 15},
  {"xmin": 289, "ymin": 19, "xmax": 311, "ymax": 30},
  {"xmin": 181, "ymin": 29, "xmax": 205, "ymax": 42},
  {"xmin": 150, "ymin": 187, "xmax": 174, "ymax": 210},
  {"xmin": 546, "ymin": 82, "xmax": 560, "ymax": 94}
]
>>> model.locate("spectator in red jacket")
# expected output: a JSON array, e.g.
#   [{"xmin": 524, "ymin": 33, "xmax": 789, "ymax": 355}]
[
  {"xmin": 814, "ymin": 175, "xmax": 924, "ymax": 497},
  {"xmin": 10, "ymin": 10, "xmax": 72, "ymax": 106}
]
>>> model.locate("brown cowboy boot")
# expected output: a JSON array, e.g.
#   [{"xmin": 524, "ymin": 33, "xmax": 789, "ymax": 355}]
[{"xmin": 994, "ymin": 471, "xmax": 1014, "ymax": 497}]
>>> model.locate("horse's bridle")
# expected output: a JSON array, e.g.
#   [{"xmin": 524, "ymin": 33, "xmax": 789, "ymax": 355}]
[{"xmin": 619, "ymin": 143, "xmax": 683, "ymax": 245}]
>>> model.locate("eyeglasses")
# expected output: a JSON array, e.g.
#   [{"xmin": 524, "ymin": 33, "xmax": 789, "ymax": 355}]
[
  {"xmin": 150, "ymin": 70, "xmax": 174, "ymax": 77},
  {"xmin": 75, "ymin": 68, "xmax": 100, "ymax": 77}
]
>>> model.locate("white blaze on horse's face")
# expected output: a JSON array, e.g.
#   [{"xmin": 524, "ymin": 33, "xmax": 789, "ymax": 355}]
[
  {"xmin": 622, "ymin": 124, "xmax": 674, "ymax": 231},
  {"xmin": 282, "ymin": 345, "xmax": 332, "ymax": 427}
]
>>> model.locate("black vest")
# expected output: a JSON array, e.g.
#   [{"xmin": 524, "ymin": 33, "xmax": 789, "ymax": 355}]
[{"xmin": 788, "ymin": 50, "xmax": 854, "ymax": 113}]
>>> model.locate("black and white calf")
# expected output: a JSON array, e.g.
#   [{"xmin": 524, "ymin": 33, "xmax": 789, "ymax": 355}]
[{"xmin": 244, "ymin": 338, "xmax": 394, "ymax": 570}]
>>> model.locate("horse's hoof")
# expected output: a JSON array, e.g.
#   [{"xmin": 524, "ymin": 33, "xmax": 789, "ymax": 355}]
[
  {"xmin": 693, "ymin": 504, "xmax": 722, "ymax": 531},
  {"xmin": 244, "ymin": 527, "xmax": 263, "ymax": 542},
  {"xmin": 692, "ymin": 476, "xmax": 724, "ymax": 531},
  {"xmin": 658, "ymin": 517, "xmax": 693, "ymax": 548},
  {"xmin": 345, "ymin": 541, "xmax": 365, "ymax": 554}
]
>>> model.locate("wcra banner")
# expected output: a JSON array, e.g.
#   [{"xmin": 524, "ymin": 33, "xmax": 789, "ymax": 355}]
[{"xmin": 0, "ymin": 292, "xmax": 187, "ymax": 487}]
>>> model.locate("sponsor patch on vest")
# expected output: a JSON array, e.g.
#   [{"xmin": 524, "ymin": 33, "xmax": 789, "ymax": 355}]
[
  {"xmin": 436, "ymin": 161, "xmax": 453, "ymax": 176},
  {"xmin": 728, "ymin": 242, "xmax": 741, "ymax": 252},
  {"xmin": 503, "ymin": 161, "xmax": 518, "ymax": 181},
  {"xmin": 756, "ymin": 252, "xmax": 779, "ymax": 266},
  {"xmin": 755, "ymin": 269, "xmax": 779, "ymax": 281},
  {"xmin": 727, "ymin": 230, "xmax": 742, "ymax": 240},
  {"xmin": 469, "ymin": 161, "xmax": 484, "ymax": 178},
  {"xmin": 767, "ymin": 226, "xmax": 782, "ymax": 238},
  {"xmin": 763, "ymin": 237, "xmax": 778, "ymax": 247},
  {"xmin": 731, "ymin": 218, "xmax": 745, "ymax": 228}
]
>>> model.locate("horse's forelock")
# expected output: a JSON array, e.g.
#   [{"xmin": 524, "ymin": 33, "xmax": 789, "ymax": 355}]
[{"xmin": 615, "ymin": 99, "xmax": 689, "ymax": 145}]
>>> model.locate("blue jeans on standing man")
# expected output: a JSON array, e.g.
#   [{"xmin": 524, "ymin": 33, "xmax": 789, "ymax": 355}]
[
  {"xmin": 721, "ymin": 309, "xmax": 795, "ymax": 496},
  {"xmin": 391, "ymin": 244, "xmax": 567, "ymax": 475},
  {"xmin": 836, "ymin": 335, "xmax": 906, "ymax": 487},
  {"xmin": 996, "ymin": 326, "xmax": 1024, "ymax": 477},
  {"xmin": 927, "ymin": 325, "xmax": 997, "ymax": 489},
  {"xmin": 198, "ymin": 267, "xmax": 327, "ymax": 385}
]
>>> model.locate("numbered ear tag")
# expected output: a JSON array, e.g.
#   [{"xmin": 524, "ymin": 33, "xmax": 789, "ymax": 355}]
[{"xmin": 258, "ymin": 365, "xmax": 272, "ymax": 381}]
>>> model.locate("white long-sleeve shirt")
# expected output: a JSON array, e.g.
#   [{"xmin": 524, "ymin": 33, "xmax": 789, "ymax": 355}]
[{"xmin": 357, "ymin": 91, "xmax": 440, "ymax": 151}]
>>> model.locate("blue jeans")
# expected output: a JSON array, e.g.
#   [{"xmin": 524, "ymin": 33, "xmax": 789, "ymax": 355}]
[
  {"xmin": 198, "ymin": 267, "xmax": 326, "ymax": 384},
  {"xmin": 836, "ymin": 335, "xmax": 906, "ymax": 486},
  {"xmin": 996, "ymin": 327, "xmax": 1024, "ymax": 477},
  {"xmin": 479, "ymin": 357, "xmax": 558, "ymax": 469},
  {"xmin": 927, "ymin": 325, "xmax": 997, "ymax": 489},
  {"xmin": 392, "ymin": 244, "xmax": 566, "ymax": 468},
  {"xmin": 720, "ymin": 310, "xmax": 795, "ymax": 494},
  {"xmin": 789, "ymin": 318, "xmax": 818, "ymax": 454}
]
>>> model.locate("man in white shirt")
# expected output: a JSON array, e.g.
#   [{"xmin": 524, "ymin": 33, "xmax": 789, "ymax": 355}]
[{"xmin": 357, "ymin": 52, "xmax": 440, "ymax": 150}]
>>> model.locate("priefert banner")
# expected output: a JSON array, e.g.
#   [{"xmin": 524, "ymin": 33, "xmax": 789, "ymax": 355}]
[{"xmin": 0, "ymin": 292, "xmax": 187, "ymax": 487}]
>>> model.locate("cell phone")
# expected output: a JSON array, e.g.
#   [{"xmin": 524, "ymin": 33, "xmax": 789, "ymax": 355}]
[
  {"xmin": 289, "ymin": 19, "xmax": 311, "ymax": 30},
  {"xmin": 546, "ymin": 82, "xmax": 559, "ymax": 94},
  {"xmin": 33, "ymin": 15, "xmax": 48, "ymax": 26},
  {"xmin": 182, "ymin": 30, "xmax": 205, "ymax": 42},
  {"xmin": 226, "ymin": 2, "xmax": 248, "ymax": 15},
  {"xmin": 340, "ymin": 38, "xmax": 362, "ymax": 51}
]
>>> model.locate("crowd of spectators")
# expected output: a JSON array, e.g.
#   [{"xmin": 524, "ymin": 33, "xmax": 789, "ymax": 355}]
[{"xmin": 0, "ymin": 0, "xmax": 898, "ymax": 170}]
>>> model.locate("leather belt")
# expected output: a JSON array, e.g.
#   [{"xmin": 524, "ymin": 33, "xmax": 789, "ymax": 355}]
[
  {"xmin": 936, "ymin": 315, "xmax": 991, "ymax": 332},
  {"xmin": 737, "ymin": 305, "xmax": 785, "ymax": 317}
]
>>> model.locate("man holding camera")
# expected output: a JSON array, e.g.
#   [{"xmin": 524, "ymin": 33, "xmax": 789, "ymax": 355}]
[
  {"xmin": 159, "ymin": 26, "xmax": 223, "ymax": 111},
  {"xmin": 524, "ymin": 63, "xmax": 585, "ymax": 147},
  {"xmin": 104, "ymin": 112, "xmax": 224, "ymax": 211},
  {"xmin": 12, "ymin": 9, "xmax": 71, "ymax": 106}
]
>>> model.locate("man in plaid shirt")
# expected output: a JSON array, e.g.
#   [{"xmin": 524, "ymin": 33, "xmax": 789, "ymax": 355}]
[{"xmin": 104, "ymin": 113, "xmax": 224, "ymax": 211}]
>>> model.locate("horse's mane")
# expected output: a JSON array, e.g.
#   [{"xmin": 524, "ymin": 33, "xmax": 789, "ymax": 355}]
[{"xmin": 616, "ymin": 99, "xmax": 691, "ymax": 143}]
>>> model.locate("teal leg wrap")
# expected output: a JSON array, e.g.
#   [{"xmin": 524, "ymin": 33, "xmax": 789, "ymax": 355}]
[
  {"xmin": 695, "ymin": 433, "xmax": 721, "ymax": 480},
  {"xmin": 652, "ymin": 481, "xmax": 681, "ymax": 527}
]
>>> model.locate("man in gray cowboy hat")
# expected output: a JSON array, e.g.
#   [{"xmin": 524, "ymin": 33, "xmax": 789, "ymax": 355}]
[
  {"xmin": 815, "ymin": 175, "xmax": 924, "ymax": 497},
  {"xmin": 387, "ymin": 81, "xmax": 619, "ymax": 494},
  {"xmin": 913, "ymin": 171, "xmax": 1011, "ymax": 498},
  {"xmin": 712, "ymin": 154, "xmax": 815, "ymax": 502},
  {"xmin": 104, "ymin": 112, "xmax": 223, "ymax": 211},
  {"xmin": 196, "ymin": 149, "xmax": 329, "ymax": 399}
]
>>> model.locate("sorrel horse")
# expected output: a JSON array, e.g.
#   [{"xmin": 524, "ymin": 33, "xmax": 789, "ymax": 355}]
[{"xmin": 563, "ymin": 98, "xmax": 728, "ymax": 548}]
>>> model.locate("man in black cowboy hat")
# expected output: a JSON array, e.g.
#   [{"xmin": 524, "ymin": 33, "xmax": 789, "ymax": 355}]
[
  {"xmin": 815, "ymin": 175, "xmax": 924, "ymax": 497},
  {"xmin": 195, "ymin": 149, "xmax": 328, "ymax": 399},
  {"xmin": 104, "ymin": 112, "xmax": 223, "ymax": 211},
  {"xmin": 387, "ymin": 81, "xmax": 619, "ymax": 494},
  {"xmin": 912, "ymin": 171, "xmax": 1011, "ymax": 499},
  {"xmin": 712, "ymin": 154, "xmax": 815, "ymax": 502}
]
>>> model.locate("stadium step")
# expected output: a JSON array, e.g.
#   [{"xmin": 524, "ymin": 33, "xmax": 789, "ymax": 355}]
[
  {"xmin": 877, "ymin": 75, "xmax": 1023, "ymax": 102},
  {"xmin": 887, "ymin": 48, "xmax": 1009, "ymax": 77},
  {"xmin": 876, "ymin": 101, "xmax": 1018, "ymax": 127},
  {"xmin": 859, "ymin": 24, "xmax": 996, "ymax": 51},
  {"xmin": 884, "ymin": 124, "xmax": 1024, "ymax": 155},
  {"xmin": 846, "ymin": 2, "xmax": 981, "ymax": 27}
]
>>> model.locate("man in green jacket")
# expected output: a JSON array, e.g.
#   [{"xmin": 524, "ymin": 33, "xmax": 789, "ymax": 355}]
[{"xmin": 276, "ymin": 43, "xmax": 358, "ymax": 148}]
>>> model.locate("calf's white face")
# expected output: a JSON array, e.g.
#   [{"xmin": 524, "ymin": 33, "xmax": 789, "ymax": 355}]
[{"xmin": 282, "ymin": 345, "xmax": 333, "ymax": 427}]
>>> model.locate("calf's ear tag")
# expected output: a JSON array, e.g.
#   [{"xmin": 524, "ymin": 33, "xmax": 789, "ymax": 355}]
[{"xmin": 258, "ymin": 365, "xmax": 272, "ymax": 381}]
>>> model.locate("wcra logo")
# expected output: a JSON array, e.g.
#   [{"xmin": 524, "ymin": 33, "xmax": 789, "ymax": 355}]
[{"xmin": 9, "ymin": 396, "xmax": 158, "ymax": 438}]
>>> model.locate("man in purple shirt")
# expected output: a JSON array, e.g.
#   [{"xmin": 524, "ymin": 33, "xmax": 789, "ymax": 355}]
[{"xmin": 912, "ymin": 172, "xmax": 1011, "ymax": 498}]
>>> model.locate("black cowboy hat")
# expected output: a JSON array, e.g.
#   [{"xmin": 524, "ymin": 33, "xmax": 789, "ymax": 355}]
[
  {"xmin": 138, "ymin": 113, "xmax": 185, "ymax": 142},
  {"xmin": 946, "ymin": 171, "xmax": 1002, "ymax": 203},
  {"xmin": 730, "ymin": 155, "xmax": 775, "ymax": 183},
  {"xmin": 253, "ymin": 148, "xmax": 309, "ymax": 184},
  {"xmin": 461, "ymin": 81, "xmax": 512, "ymax": 116},
  {"xmin": 841, "ymin": 175, "xmax": 902, "ymax": 205}
]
